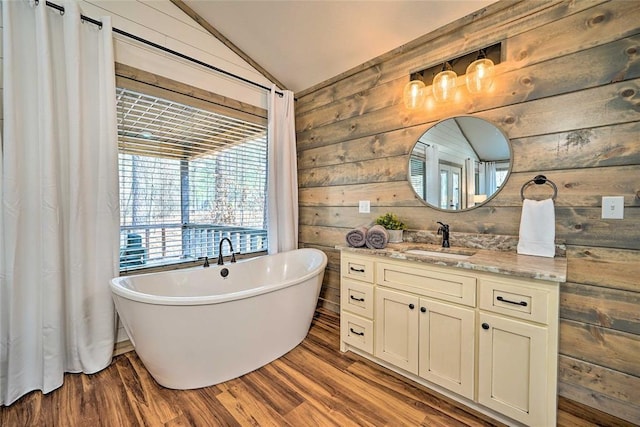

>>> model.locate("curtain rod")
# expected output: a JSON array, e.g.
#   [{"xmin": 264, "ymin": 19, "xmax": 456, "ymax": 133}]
[{"xmin": 40, "ymin": 0, "xmax": 284, "ymax": 97}]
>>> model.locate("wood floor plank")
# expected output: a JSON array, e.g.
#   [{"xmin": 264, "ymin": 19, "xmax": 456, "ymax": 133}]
[
  {"xmin": 238, "ymin": 366, "xmax": 304, "ymax": 416},
  {"xmin": 81, "ymin": 362, "xmax": 139, "ymax": 427},
  {"xmin": 0, "ymin": 390, "xmax": 45, "ymax": 427},
  {"xmin": 216, "ymin": 379, "xmax": 293, "ymax": 427},
  {"xmin": 266, "ymin": 358, "xmax": 379, "ymax": 427},
  {"xmin": 115, "ymin": 352, "xmax": 183, "ymax": 425},
  {"xmin": 283, "ymin": 401, "xmax": 344, "ymax": 427},
  {"xmin": 282, "ymin": 345, "xmax": 434, "ymax": 426},
  {"xmin": 346, "ymin": 360, "xmax": 503, "ymax": 427},
  {"xmin": 49, "ymin": 373, "xmax": 92, "ymax": 426},
  {"xmin": 557, "ymin": 395, "xmax": 637, "ymax": 427},
  {"xmin": 557, "ymin": 409, "xmax": 600, "ymax": 427},
  {"xmin": 166, "ymin": 387, "xmax": 240, "ymax": 427},
  {"xmin": 0, "ymin": 309, "xmax": 631, "ymax": 427}
]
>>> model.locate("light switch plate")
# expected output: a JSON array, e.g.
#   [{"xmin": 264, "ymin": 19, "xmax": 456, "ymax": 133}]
[
  {"xmin": 359, "ymin": 200, "xmax": 370, "ymax": 214},
  {"xmin": 602, "ymin": 196, "xmax": 624, "ymax": 219}
]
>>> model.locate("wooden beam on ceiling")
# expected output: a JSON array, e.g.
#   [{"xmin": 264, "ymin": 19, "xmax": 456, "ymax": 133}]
[{"xmin": 170, "ymin": 0, "xmax": 289, "ymax": 92}]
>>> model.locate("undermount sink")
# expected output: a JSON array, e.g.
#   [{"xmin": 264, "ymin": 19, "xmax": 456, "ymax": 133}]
[{"xmin": 404, "ymin": 249, "xmax": 474, "ymax": 260}]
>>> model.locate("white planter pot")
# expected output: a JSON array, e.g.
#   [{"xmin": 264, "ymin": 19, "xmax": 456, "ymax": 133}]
[{"xmin": 387, "ymin": 229, "xmax": 403, "ymax": 243}]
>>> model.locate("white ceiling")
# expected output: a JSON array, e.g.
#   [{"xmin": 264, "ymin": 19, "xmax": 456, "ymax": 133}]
[
  {"xmin": 183, "ymin": 0, "xmax": 496, "ymax": 93},
  {"xmin": 454, "ymin": 117, "xmax": 510, "ymax": 161}
]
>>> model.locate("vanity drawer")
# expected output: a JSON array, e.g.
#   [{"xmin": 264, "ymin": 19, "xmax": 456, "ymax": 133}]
[
  {"xmin": 341, "ymin": 278, "xmax": 374, "ymax": 318},
  {"xmin": 341, "ymin": 311, "xmax": 374, "ymax": 354},
  {"xmin": 479, "ymin": 278, "xmax": 550, "ymax": 324},
  {"xmin": 376, "ymin": 261, "xmax": 476, "ymax": 307},
  {"xmin": 342, "ymin": 255, "xmax": 374, "ymax": 283}
]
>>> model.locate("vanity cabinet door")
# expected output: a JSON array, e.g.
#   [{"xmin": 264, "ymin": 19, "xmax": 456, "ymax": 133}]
[
  {"xmin": 478, "ymin": 312, "xmax": 548, "ymax": 426},
  {"xmin": 418, "ymin": 298, "xmax": 475, "ymax": 400},
  {"xmin": 375, "ymin": 287, "xmax": 419, "ymax": 373}
]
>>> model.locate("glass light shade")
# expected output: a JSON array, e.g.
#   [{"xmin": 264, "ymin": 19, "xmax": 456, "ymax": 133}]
[
  {"xmin": 403, "ymin": 80, "xmax": 426, "ymax": 110},
  {"xmin": 466, "ymin": 58, "xmax": 495, "ymax": 93},
  {"xmin": 432, "ymin": 70, "xmax": 457, "ymax": 102}
]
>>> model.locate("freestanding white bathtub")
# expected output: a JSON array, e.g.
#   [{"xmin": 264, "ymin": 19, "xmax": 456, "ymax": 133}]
[{"xmin": 110, "ymin": 248, "xmax": 327, "ymax": 389}]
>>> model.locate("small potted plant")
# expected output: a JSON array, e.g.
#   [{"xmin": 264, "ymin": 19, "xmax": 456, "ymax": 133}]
[{"xmin": 375, "ymin": 212, "xmax": 407, "ymax": 243}]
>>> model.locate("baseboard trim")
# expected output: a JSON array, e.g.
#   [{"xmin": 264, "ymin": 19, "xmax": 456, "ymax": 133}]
[{"xmin": 113, "ymin": 340, "xmax": 134, "ymax": 357}]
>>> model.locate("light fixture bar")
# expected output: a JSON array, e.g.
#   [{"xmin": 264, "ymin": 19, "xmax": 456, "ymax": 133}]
[{"xmin": 402, "ymin": 42, "xmax": 501, "ymax": 107}]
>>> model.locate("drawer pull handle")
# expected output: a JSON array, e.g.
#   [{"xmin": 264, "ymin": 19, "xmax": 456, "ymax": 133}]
[
  {"xmin": 349, "ymin": 328, "xmax": 365, "ymax": 336},
  {"xmin": 350, "ymin": 295, "xmax": 365, "ymax": 302},
  {"xmin": 350, "ymin": 267, "xmax": 365, "ymax": 273},
  {"xmin": 482, "ymin": 323, "xmax": 490, "ymax": 330},
  {"xmin": 420, "ymin": 307, "xmax": 427, "ymax": 313},
  {"xmin": 409, "ymin": 303, "xmax": 415, "ymax": 310},
  {"xmin": 497, "ymin": 296, "xmax": 528, "ymax": 307}
]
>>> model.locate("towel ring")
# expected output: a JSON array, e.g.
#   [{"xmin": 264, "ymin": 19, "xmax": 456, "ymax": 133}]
[{"xmin": 520, "ymin": 175, "xmax": 558, "ymax": 201}]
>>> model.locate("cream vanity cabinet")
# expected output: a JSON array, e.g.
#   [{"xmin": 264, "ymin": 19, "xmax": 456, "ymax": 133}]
[
  {"xmin": 374, "ymin": 262, "xmax": 476, "ymax": 399},
  {"xmin": 340, "ymin": 252, "xmax": 560, "ymax": 427},
  {"xmin": 340, "ymin": 254, "xmax": 375, "ymax": 354},
  {"xmin": 477, "ymin": 276, "xmax": 558, "ymax": 426}
]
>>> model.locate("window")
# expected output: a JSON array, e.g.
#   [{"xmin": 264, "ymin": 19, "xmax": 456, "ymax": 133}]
[
  {"xmin": 495, "ymin": 166, "xmax": 509, "ymax": 188},
  {"xmin": 116, "ymin": 87, "xmax": 268, "ymax": 271},
  {"xmin": 439, "ymin": 164, "xmax": 462, "ymax": 210},
  {"xmin": 409, "ymin": 156, "xmax": 425, "ymax": 198}
]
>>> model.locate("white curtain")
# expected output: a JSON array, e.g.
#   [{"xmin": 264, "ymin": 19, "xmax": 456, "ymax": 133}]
[
  {"xmin": 480, "ymin": 161, "xmax": 497, "ymax": 196},
  {"xmin": 0, "ymin": 0, "xmax": 119, "ymax": 405},
  {"xmin": 424, "ymin": 144, "xmax": 439, "ymax": 207},
  {"xmin": 267, "ymin": 85, "xmax": 298, "ymax": 253},
  {"xmin": 464, "ymin": 158, "xmax": 476, "ymax": 209}
]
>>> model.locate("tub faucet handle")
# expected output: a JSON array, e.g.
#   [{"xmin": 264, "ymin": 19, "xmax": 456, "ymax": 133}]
[
  {"xmin": 203, "ymin": 256, "xmax": 210, "ymax": 268},
  {"xmin": 231, "ymin": 252, "xmax": 237, "ymax": 263}
]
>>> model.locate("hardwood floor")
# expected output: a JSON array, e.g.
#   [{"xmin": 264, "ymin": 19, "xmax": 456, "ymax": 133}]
[{"xmin": 0, "ymin": 308, "xmax": 633, "ymax": 427}]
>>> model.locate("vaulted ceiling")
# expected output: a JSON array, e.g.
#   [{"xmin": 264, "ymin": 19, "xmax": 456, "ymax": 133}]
[{"xmin": 182, "ymin": 1, "xmax": 496, "ymax": 94}]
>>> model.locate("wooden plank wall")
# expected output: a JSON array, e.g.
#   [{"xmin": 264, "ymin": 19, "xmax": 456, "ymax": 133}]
[{"xmin": 294, "ymin": 0, "xmax": 640, "ymax": 423}]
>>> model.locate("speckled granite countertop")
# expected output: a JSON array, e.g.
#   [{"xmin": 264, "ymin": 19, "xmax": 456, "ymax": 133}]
[{"xmin": 338, "ymin": 243, "xmax": 567, "ymax": 283}]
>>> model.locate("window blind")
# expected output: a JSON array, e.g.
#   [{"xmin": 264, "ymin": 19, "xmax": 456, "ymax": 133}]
[
  {"xmin": 409, "ymin": 157, "xmax": 425, "ymax": 198},
  {"xmin": 410, "ymin": 142, "xmax": 427, "ymax": 199},
  {"xmin": 116, "ymin": 88, "xmax": 268, "ymax": 271}
]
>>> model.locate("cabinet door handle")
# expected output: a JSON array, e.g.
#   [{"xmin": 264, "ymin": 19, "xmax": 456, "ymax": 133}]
[
  {"xmin": 420, "ymin": 307, "xmax": 427, "ymax": 313},
  {"xmin": 350, "ymin": 266, "xmax": 365, "ymax": 273},
  {"xmin": 350, "ymin": 295, "xmax": 365, "ymax": 302},
  {"xmin": 482, "ymin": 323, "xmax": 490, "ymax": 330},
  {"xmin": 349, "ymin": 328, "xmax": 365, "ymax": 336},
  {"xmin": 409, "ymin": 303, "xmax": 415, "ymax": 310},
  {"xmin": 497, "ymin": 296, "xmax": 528, "ymax": 307}
]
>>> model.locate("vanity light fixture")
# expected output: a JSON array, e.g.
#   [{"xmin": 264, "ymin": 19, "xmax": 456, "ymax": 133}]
[
  {"xmin": 403, "ymin": 78, "xmax": 426, "ymax": 110},
  {"xmin": 432, "ymin": 61, "xmax": 457, "ymax": 102},
  {"xmin": 466, "ymin": 49, "xmax": 495, "ymax": 94},
  {"xmin": 402, "ymin": 43, "xmax": 501, "ymax": 108}
]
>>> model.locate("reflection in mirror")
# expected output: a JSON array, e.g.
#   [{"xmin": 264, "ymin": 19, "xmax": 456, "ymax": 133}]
[{"xmin": 409, "ymin": 116, "xmax": 511, "ymax": 211}]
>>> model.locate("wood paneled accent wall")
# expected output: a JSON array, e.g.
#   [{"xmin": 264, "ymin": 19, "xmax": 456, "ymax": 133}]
[{"xmin": 295, "ymin": 0, "xmax": 640, "ymax": 423}]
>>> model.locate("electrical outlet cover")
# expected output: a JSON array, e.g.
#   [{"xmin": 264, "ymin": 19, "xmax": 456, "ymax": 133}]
[
  {"xmin": 601, "ymin": 196, "xmax": 624, "ymax": 219},
  {"xmin": 359, "ymin": 200, "xmax": 370, "ymax": 213}
]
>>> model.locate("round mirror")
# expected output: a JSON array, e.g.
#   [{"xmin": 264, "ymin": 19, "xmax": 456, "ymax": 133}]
[{"xmin": 408, "ymin": 116, "xmax": 511, "ymax": 211}]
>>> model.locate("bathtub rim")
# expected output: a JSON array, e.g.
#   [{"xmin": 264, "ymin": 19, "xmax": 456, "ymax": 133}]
[{"xmin": 110, "ymin": 248, "xmax": 327, "ymax": 306}]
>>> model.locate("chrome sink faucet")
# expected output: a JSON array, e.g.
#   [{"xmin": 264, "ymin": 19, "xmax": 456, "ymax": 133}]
[
  {"xmin": 437, "ymin": 222, "xmax": 450, "ymax": 248},
  {"xmin": 217, "ymin": 237, "xmax": 237, "ymax": 265}
]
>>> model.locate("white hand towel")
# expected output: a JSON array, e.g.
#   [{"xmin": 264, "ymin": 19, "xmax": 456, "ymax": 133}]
[{"xmin": 517, "ymin": 198, "xmax": 556, "ymax": 258}]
